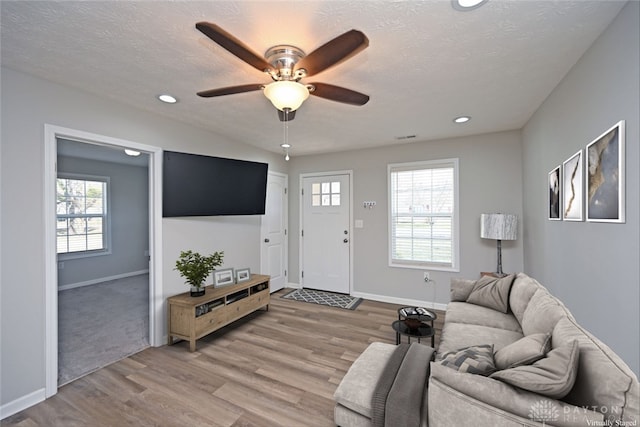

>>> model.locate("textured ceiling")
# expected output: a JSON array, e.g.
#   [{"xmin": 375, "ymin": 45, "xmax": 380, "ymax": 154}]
[{"xmin": 0, "ymin": 1, "xmax": 626, "ymax": 156}]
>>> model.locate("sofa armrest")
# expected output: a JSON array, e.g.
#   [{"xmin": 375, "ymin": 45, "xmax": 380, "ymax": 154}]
[
  {"xmin": 429, "ymin": 362, "xmax": 604, "ymax": 427},
  {"xmin": 450, "ymin": 278, "xmax": 476, "ymax": 302}
]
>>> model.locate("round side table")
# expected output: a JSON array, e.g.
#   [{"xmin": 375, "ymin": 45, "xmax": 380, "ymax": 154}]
[{"xmin": 394, "ymin": 307, "xmax": 437, "ymax": 347}]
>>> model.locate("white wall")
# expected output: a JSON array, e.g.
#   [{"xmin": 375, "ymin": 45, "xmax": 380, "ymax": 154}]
[
  {"xmin": 0, "ymin": 67, "xmax": 287, "ymax": 409},
  {"xmin": 522, "ymin": 1, "xmax": 639, "ymax": 374},
  {"xmin": 57, "ymin": 155, "xmax": 149, "ymax": 287},
  {"xmin": 288, "ymin": 130, "xmax": 524, "ymax": 306}
]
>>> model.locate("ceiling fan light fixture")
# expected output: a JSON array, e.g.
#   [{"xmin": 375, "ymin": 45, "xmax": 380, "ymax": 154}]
[{"xmin": 263, "ymin": 81, "xmax": 309, "ymax": 112}]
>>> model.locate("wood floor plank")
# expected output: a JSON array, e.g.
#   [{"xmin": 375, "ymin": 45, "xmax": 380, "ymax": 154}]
[{"xmin": 3, "ymin": 291, "xmax": 444, "ymax": 426}]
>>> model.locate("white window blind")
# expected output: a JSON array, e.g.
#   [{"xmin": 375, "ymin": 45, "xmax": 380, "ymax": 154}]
[
  {"xmin": 388, "ymin": 159, "xmax": 459, "ymax": 270},
  {"xmin": 56, "ymin": 174, "xmax": 110, "ymax": 257}
]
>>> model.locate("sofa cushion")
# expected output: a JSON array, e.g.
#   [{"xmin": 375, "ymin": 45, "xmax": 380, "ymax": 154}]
[
  {"xmin": 466, "ymin": 274, "xmax": 515, "ymax": 313},
  {"xmin": 445, "ymin": 301, "xmax": 522, "ymax": 333},
  {"xmin": 553, "ymin": 317, "xmax": 639, "ymax": 423},
  {"xmin": 521, "ymin": 289, "xmax": 569, "ymax": 336},
  {"xmin": 450, "ymin": 278, "xmax": 476, "ymax": 302},
  {"xmin": 494, "ymin": 333, "xmax": 551, "ymax": 370},
  {"xmin": 509, "ymin": 273, "xmax": 545, "ymax": 325},
  {"xmin": 429, "ymin": 362, "xmax": 604, "ymax": 427},
  {"xmin": 439, "ymin": 344, "xmax": 497, "ymax": 376},
  {"xmin": 437, "ymin": 322, "xmax": 523, "ymax": 358},
  {"xmin": 333, "ymin": 342, "xmax": 396, "ymax": 418},
  {"xmin": 490, "ymin": 340, "xmax": 580, "ymax": 399}
]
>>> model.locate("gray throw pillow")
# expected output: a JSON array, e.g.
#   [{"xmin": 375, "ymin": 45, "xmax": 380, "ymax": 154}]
[
  {"xmin": 466, "ymin": 274, "xmax": 515, "ymax": 313},
  {"xmin": 438, "ymin": 344, "xmax": 497, "ymax": 376},
  {"xmin": 494, "ymin": 333, "xmax": 551, "ymax": 370},
  {"xmin": 490, "ymin": 340, "xmax": 580, "ymax": 399}
]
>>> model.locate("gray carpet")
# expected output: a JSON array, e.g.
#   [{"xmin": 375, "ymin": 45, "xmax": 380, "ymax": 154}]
[
  {"xmin": 58, "ymin": 274, "xmax": 149, "ymax": 385},
  {"xmin": 281, "ymin": 288, "xmax": 362, "ymax": 310}
]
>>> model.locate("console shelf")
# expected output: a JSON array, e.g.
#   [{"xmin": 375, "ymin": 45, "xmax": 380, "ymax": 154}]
[{"xmin": 167, "ymin": 274, "xmax": 270, "ymax": 351}]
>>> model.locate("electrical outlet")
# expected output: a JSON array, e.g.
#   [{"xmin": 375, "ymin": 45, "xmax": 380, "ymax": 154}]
[
  {"xmin": 58, "ymin": 262, "xmax": 64, "ymax": 270},
  {"xmin": 423, "ymin": 271, "xmax": 430, "ymax": 282}
]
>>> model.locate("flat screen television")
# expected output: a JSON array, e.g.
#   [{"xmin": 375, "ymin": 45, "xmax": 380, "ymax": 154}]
[{"xmin": 163, "ymin": 150, "xmax": 268, "ymax": 217}]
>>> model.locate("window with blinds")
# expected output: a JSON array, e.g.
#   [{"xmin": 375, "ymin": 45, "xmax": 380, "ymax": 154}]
[
  {"xmin": 388, "ymin": 159, "xmax": 459, "ymax": 271},
  {"xmin": 56, "ymin": 174, "xmax": 110, "ymax": 259}
]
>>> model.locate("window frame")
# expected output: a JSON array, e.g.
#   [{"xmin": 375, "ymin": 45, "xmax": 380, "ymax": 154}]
[
  {"xmin": 56, "ymin": 173, "xmax": 112, "ymax": 260},
  {"xmin": 387, "ymin": 158, "xmax": 460, "ymax": 272}
]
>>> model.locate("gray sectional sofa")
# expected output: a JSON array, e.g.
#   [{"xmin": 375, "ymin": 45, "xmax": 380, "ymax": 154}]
[{"xmin": 334, "ymin": 273, "xmax": 639, "ymax": 426}]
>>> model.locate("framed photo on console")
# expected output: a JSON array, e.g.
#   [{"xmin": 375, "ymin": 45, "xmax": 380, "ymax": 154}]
[
  {"xmin": 214, "ymin": 268, "xmax": 235, "ymax": 287},
  {"xmin": 586, "ymin": 120, "xmax": 625, "ymax": 223},
  {"xmin": 235, "ymin": 268, "xmax": 251, "ymax": 283}
]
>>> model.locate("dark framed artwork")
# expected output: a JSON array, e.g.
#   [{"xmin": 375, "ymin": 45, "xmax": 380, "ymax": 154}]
[
  {"xmin": 548, "ymin": 166, "xmax": 562, "ymax": 220},
  {"xmin": 586, "ymin": 120, "xmax": 625, "ymax": 223},
  {"xmin": 562, "ymin": 150, "xmax": 584, "ymax": 221}
]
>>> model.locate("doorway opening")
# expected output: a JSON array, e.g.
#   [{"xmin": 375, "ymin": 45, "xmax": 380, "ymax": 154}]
[
  {"xmin": 56, "ymin": 139, "xmax": 150, "ymax": 385},
  {"xmin": 44, "ymin": 125, "xmax": 163, "ymax": 397}
]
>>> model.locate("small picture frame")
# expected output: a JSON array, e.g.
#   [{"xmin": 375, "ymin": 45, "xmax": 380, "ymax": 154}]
[
  {"xmin": 235, "ymin": 268, "xmax": 251, "ymax": 283},
  {"xmin": 586, "ymin": 120, "xmax": 625, "ymax": 223},
  {"xmin": 213, "ymin": 268, "xmax": 235, "ymax": 287},
  {"xmin": 562, "ymin": 150, "xmax": 584, "ymax": 221},
  {"xmin": 548, "ymin": 165, "xmax": 562, "ymax": 221}
]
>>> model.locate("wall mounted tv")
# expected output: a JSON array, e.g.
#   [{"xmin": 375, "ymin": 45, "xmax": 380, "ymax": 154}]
[{"xmin": 163, "ymin": 150, "xmax": 268, "ymax": 217}]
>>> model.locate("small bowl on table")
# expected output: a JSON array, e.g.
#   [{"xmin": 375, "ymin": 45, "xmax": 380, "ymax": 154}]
[{"xmin": 403, "ymin": 318, "xmax": 423, "ymax": 330}]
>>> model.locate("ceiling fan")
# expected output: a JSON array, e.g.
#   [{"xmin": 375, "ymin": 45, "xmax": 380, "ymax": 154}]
[{"xmin": 195, "ymin": 22, "xmax": 370, "ymax": 121}]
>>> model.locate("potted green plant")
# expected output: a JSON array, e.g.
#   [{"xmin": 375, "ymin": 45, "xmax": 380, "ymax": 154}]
[{"xmin": 174, "ymin": 250, "xmax": 224, "ymax": 296}]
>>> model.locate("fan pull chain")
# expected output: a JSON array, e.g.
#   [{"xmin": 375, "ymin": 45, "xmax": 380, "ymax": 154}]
[{"xmin": 282, "ymin": 109, "xmax": 291, "ymax": 161}]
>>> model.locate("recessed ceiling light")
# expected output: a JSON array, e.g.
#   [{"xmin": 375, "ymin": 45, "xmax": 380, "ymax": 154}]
[
  {"xmin": 158, "ymin": 94, "xmax": 178, "ymax": 104},
  {"xmin": 124, "ymin": 149, "xmax": 141, "ymax": 157},
  {"xmin": 453, "ymin": 116, "xmax": 471, "ymax": 124},
  {"xmin": 451, "ymin": 0, "xmax": 488, "ymax": 11}
]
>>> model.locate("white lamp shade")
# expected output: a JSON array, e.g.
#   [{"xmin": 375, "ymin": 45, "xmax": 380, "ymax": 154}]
[
  {"xmin": 480, "ymin": 213, "xmax": 518, "ymax": 241},
  {"xmin": 263, "ymin": 81, "xmax": 310, "ymax": 111}
]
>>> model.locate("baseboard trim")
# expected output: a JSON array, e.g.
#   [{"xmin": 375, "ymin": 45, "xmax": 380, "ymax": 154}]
[
  {"xmin": 284, "ymin": 283, "xmax": 447, "ymax": 311},
  {"xmin": 285, "ymin": 282, "xmax": 302, "ymax": 289},
  {"xmin": 58, "ymin": 270, "xmax": 149, "ymax": 291},
  {"xmin": 1, "ymin": 388, "xmax": 45, "ymax": 420},
  {"xmin": 351, "ymin": 291, "xmax": 448, "ymax": 311}
]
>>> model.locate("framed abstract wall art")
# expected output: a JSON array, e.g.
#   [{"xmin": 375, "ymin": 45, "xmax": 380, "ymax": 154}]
[
  {"xmin": 586, "ymin": 120, "xmax": 625, "ymax": 223},
  {"xmin": 548, "ymin": 166, "xmax": 562, "ymax": 220},
  {"xmin": 562, "ymin": 150, "xmax": 584, "ymax": 221}
]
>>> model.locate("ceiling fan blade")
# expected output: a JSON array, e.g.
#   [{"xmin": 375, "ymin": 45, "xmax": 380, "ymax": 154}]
[
  {"xmin": 277, "ymin": 109, "xmax": 297, "ymax": 122},
  {"xmin": 196, "ymin": 22, "xmax": 272, "ymax": 73},
  {"xmin": 197, "ymin": 84, "xmax": 263, "ymax": 98},
  {"xmin": 309, "ymin": 83, "xmax": 370, "ymax": 106},
  {"xmin": 295, "ymin": 30, "xmax": 369, "ymax": 77}
]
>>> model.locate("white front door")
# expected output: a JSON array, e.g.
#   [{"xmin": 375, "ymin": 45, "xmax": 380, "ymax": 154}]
[
  {"xmin": 301, "ymin": 174, "xmax": 350, "ymax": 294},
  {"xmin": 261, "ymin": 172, "xmax": 288, "ymax": 292}
]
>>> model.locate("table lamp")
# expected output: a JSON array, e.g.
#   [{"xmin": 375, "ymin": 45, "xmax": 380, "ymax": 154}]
[{"xmin": 480, "ymin": 213, "xmax": 518, "ymax": 277}]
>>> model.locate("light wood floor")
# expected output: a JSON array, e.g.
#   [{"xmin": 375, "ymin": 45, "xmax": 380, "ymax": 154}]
[{"xmin": 3, "ymin": 290, "xmax": 444, "ymax": 427}]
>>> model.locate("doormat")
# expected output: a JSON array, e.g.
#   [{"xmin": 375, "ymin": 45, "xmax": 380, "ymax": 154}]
[{"xmin": 281, "ymin": 288, "xmax": 362, "ymax": 310}]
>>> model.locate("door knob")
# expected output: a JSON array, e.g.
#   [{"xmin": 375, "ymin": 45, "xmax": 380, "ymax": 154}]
[{"xmin": 264, "ymin": 238, "xmax": 270, "ymax": 243}]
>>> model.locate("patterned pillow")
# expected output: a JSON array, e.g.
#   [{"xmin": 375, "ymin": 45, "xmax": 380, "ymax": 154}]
[{"xmin": 438, "ymin": 344, "xmax": 497, "ymax": 376}]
